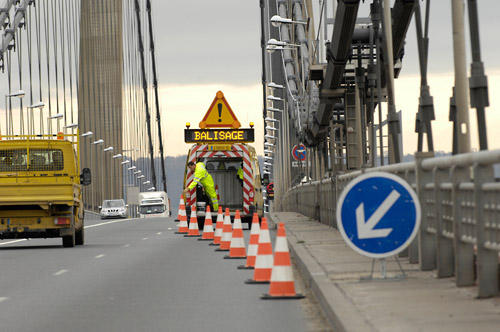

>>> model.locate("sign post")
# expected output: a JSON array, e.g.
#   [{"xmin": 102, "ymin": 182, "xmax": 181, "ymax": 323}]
[{"xmin": 336, "ymin": 172, "xmax": 421, "ymax": 279}]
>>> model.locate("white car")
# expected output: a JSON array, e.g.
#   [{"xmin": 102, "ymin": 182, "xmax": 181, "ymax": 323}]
[{"xmin": 100, "ymin": 199, "xmax": 128, "ymax": 219}]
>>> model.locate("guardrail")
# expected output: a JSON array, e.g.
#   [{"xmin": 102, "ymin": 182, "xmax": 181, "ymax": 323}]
[{"xmin": 280, "ymin": 150, "xmax": 500, "ymax": 298}]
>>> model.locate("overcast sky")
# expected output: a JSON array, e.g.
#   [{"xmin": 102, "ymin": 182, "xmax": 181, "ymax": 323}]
[{"xmin": 152, "ymin": 0, "xmax": 500, "ymax": 156}]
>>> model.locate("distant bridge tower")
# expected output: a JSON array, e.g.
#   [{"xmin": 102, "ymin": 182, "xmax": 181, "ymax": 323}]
[{"xmin": 78, "ymin": 0, "xmax": 124, "ymax": 210}]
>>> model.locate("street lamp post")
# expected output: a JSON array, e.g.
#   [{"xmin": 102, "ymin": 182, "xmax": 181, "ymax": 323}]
[
  {"xmin": 92, "ymin": 139, "xmax": 104, "ymax": 209},
  {"xmin": 5, "ymin": 90, "xmax": 25, "ymax": 136}
]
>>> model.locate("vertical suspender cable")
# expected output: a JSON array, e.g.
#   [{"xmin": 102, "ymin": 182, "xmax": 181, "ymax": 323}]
[
  {"xmin": 133, "ymin": 0, "xmax": 157, "ymax": 189},
  {"xmin": 145, "ymin": 0, "xmax": 166, "ymax": 193}
]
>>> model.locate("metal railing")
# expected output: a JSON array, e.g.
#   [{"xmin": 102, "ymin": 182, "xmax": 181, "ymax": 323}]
[{"xmin": 280, "ymin": 150, "xmax": 500, "ymax": 298}]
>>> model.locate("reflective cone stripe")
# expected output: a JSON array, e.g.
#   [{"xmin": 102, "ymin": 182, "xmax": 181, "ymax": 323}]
[
  {"xmin": 176, "ymin": 201, "xmax": 188, "ymax": 233},
  {"xmin": 219, "ymin": 208, "xmax": 232, "ymax": 250},
  {"xmin": 212, "ymin": 206, "xmax": 224, "ymax": 245},
  {"xmin": 186, "ymin": 208, "xmax": 200, "ymax": 236},
  {"xmin": 252, "ymin": 218, "xmax": 273, "ymax": 282},
  {"xmin": 175, "ymin": 195, "xmax": 185, "ymax": 221},
  {"xmin": 227, "ymin": 210, "xmax": 246, "ymax": 258},
  {"xmin": 245, "ymin": 213, "xmax": 260, "ymax": 267},
  {"xmin": 201, "ymin": 206, "xmax": 214, "ymax": 240},
  {"xmin": 263, "ymin": 223, "xmax": 304, "ymax": 299}
]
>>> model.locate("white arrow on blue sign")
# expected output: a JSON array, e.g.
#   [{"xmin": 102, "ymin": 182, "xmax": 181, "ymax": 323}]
[{"xmin": 336, "ymin": 172, "xmax": 421, "ymax": 258}]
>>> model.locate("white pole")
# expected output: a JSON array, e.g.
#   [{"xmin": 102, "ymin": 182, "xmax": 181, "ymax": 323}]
[{"xmin": 451, "ymin": 0, "xmax": 471, "ymax": 153}]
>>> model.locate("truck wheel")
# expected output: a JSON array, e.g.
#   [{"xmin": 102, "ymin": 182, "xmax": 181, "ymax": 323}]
[
  {"xmin": 75, "ymin": 227, "xmax": 84, "ymax": 245},
  {"xmin": 62, "ymin": 231, "xmax": 75, "ymax": 247}
]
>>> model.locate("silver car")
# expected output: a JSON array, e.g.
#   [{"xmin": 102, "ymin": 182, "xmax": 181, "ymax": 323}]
[{"xmin": 100, "ymin": 199, "xmax": 128, "ymax": 219}]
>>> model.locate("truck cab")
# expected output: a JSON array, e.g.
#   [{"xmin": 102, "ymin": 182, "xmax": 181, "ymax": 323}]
[
  {"xmin": 138, "ymin": 191, "xmax": 169, "ymax": 218},
  {"xmin": 0, "ymin": 134, "xmax": 90, "ymax": 247}
]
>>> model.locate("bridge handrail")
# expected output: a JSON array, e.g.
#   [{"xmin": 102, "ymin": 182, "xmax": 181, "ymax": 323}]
[{"xmin": 279, "ymin": 149, "xmax": 500, "ymax": 298}]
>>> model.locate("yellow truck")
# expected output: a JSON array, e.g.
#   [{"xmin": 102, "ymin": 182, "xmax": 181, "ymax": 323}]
[{"xmin": 0, "ymin": 133, "xmax": 91, "ymax": 247}]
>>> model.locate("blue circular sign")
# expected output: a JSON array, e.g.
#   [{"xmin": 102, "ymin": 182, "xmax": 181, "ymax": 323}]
[
  {"xmin": 292, "ymin": 144, "xmax": 306, "ymax": 161},
  {"xmin": 336, "ymin": 172, "xmax": 421, "ymax": 258}
]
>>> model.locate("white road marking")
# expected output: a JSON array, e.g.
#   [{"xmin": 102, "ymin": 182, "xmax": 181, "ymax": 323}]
[
  {"xmin": 123, "ymin": 244, "xmax": 130, "ymax": 248},
  {"xmin": 167, "ymin": 227, "xmax": 173, "ymax": 230},
  {"xmin": 0, "ymin": 297, "xmax": 9, "ymax": 303},
  {"xmin": 0, "ymin": 239, "xmax": 26, "ymax": 246},
  {"xmin": 95, "ymin": 254, "xmax": 105, "ymax": 259},
  {"xmin": 0, "ymin": 217, "xmax": 130, "ymax": 247},
  {"xmin": 156, "ymin": 232, "xmax": 162, "ymax": 235},
  {"xmin": 142, "ymin": 237, "xmax": 149, "ymax": 240},
  {"xmin": 84, "ymin": 218, "xmax": 130, "ymax": 229},
  {"xmin": 53, "ymin": 269, "xmax": 68, "ymax": 276}
]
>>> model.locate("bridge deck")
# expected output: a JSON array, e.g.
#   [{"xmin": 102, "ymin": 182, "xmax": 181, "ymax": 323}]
[{"xmin": 271, "ymin": 212, "xmax": 500, "ymax": 332}]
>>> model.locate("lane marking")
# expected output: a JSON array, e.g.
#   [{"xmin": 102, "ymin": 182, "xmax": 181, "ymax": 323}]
[
  {"xmin": 84, "ymin": 218, "xmax": 131, "ymax": 229},
  {"xmin": 0, "ymin": 297, "xmax": 9, "ymax": 303},
  {"xmin": 53, "ymin": 269, "xmax": 68, "ymax": 276},
  {"xmin": 0, "ymin": 217, "xmax": 136, "ymax": 247},
  {"xmin": 0, "ymin": 239, "xmax": 26, "ymax": 246},
  {"xmin": 156, "ymin": 232, "xmax": 162, "ymax": 235},
  {"xmin": 95, "ymin": 254, "xmax": 105, "ymax": 259},
  {"xmin": 123, "ymin": 244, "xmax": 130, "ymax": 248},
  {"xmin": 142, "ymin": 237, "xmax": 149, "ymax": 240}
]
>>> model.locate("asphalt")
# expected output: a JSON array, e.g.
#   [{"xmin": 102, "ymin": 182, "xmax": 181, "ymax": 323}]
[{"xmin": 0, "ymin": 215, "xmax": 315, "ymax": 332}]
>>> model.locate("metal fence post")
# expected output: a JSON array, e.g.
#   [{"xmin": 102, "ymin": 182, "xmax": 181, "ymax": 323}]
[
  {"xmin": 406, "ymin": 168, "xmax": 419, "ymax": 264},
  {"xmin": 416, "ymin": 152, "xmax": 436, "ymax": 270},
  {"xmin": 474, "ymin": 163, "xmax": 498, "ymax": 297},
  {"xmin": 435, "ymin": 167, "xmax": 454, "ymax": 278},
  {"xmin": 452, "ymin": 165, "xmax": 475, "ymax": 286}
]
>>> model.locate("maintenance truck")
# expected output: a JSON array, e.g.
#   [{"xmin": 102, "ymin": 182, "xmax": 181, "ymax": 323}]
[
  {"xmin": 0, "ymin": 133, "xmax": 91, "ymax": 247},
  {"xmin": 182, "ymin": 91, "xmax": 264, "ymax": 227}
]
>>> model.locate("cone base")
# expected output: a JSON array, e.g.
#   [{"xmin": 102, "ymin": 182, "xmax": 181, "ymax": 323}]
[
  {"xmin": 224, "ymin": 255, "xmax": 246, "ymax": 259},
  {"xmin": 198, "ymin": 238, "xmax": 213, "ymax": 241},
  {"xmin": 245, "ymin": 279, "xmax": 270, "ymax": 284},
  {"xmin": 215, "ymin": 248, "xmax": 229, "ymax": 252},
  {"xmin": 261, "ymin": 293, "xmax": 304, "ymax": 300},
  {"xmin": 174, "ymin": 219, "xmax": 179, "ymax": 222},
  {"xmin": 184, "ymin": 234, "xmax": 201, "ymax": 237},
  {"xmin": 237, "ymin": 265, "xmax": 254, "ymax": 270},
  {"xmin": 174, "ymin": 232, "xmax": 187, "ymax": 234},
  {"xmin": 208, "ymin": 243, "xmax": 219, "ymax": 246}
]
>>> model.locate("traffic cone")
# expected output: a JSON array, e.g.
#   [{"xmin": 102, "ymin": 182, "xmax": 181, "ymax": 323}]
[
  {"xmin": 198, "ymin": 206, "xmax": 214, "ymax": 241},
  {"xmin": 245, "ymin": 217, "xmax": 273, "ymax": 284},
  {"xmin": 262, "ymin": 223, "xmax": 304, "ymax": 299},
  {"xmin": 215, "ymin": 208, "xmax": 232, "ymax": 251},
  {"xmin": 184, "ymin": 207, "xmax": 201, "ymax": 237},
  {"xmin": 175, "ymin": 200, "xmax": 188, "ymax": 234},
  {"xmin": 238, "ymin": 213, "xmax": 260, "ymax": 269},
  {"xmin": 209, "ymin": 206, "xmax": 224, "ymax": 246},
  {"xmin": 175, "ymin": 195, "xmax": 185, "ymax": 222},
  {"xmin": 224, "ymin": 210, "xmax": 246, "ymax": 259}
]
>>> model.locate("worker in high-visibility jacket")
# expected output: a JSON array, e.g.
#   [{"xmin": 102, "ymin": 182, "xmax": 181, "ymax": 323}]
[
  {"xmin": 237, "ymin": 166, "xmax": 244, "ymax": 182},
  {"xmin": 183, "ymin": 161, "xmax": 219, "ymax": 210}
]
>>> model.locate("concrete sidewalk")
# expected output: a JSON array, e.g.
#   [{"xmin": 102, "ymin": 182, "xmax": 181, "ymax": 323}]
[{"xmin": 270, "ymin": 212, "xmax": 500, "ymax": 332}]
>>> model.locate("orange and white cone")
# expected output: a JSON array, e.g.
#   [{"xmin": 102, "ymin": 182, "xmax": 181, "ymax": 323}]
[
  {"xmin": 175, "ymin": 200, "xmax": 188, "ymax": 234},
  {"xmin": 215, "ymin": 208, "xmax": 232, "ymax": 251},
  {"xmin": 175, "ymin": 195, "xmax": 185, "ymax": 222},
  {"xmin": 209, "ymin": 206, "xmax": 224, "ymax": 246},
  {"xmin": 238, "ymin": 213, "xmax": 260, "ymax": 269},
  {"xmin": 184, "ymin": 207, "xmax": 201, "ymax": 237},
  {"xmin": 224, "ymin": 210, "xmax": 246, "ymax": 259},
  {"xmin": 245, "ymin": 217, "xmax": 273, "ymax": 284},
  {"xmin": 198, "ymin": 206, "xmax": 214, "ymax": 241},
  {"xmin": 262, "ymin": 222, "xmax": 304, "ymax": 299}
]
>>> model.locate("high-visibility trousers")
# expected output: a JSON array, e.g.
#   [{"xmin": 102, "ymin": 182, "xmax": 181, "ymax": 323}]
[{"xmin": 201, "ymin": 175, "xmax": 219, "ymax": 210}]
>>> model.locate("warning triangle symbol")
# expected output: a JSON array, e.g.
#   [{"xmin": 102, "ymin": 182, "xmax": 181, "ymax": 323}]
[{"xmin": 199, "ymin": 91, "xmax": 241, "ymax": 129}]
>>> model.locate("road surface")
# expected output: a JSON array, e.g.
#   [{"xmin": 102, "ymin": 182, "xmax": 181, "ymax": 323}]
[{"xmin": 0, "ymin": 215, "xmax": 330, "ymax": 332}]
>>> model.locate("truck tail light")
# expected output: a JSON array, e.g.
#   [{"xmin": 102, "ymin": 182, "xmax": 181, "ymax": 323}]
[{"xmin": 54, "ymin": 217, "xmax": 71, "ymax": 225}]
